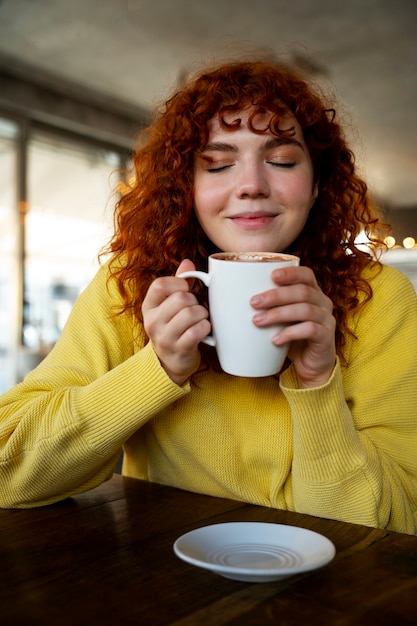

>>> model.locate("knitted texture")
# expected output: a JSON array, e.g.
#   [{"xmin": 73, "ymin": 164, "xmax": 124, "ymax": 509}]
[{"xmin": 1, "ymin": 261, "xmax": 416, "ymax": 534}]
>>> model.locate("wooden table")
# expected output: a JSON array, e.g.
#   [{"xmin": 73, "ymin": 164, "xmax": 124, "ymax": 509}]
[{"xmin": 1, "ymin": 475, "xmax": 416, "ymax": 625}]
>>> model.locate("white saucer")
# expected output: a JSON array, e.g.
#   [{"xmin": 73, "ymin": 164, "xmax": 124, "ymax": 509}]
[{"xmin": 173, "ymin": 521, "xmax": 335, "ymax": 583}]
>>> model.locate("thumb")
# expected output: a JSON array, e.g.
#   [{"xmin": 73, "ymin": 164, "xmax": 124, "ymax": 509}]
[
  {"xmin": 176, "ymin": 258, "xmax": 196, "ymax": 289},
  {"xmin": 175, "ymin": 258, "xmax": 196, "ymax": 276}
]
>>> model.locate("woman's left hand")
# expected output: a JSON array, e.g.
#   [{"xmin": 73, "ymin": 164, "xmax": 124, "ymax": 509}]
[{"xmin": 251, "ymin": 265, "xmax": 336, "ymax": 388}]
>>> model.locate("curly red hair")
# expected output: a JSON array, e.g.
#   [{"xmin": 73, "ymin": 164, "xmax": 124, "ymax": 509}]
[{"xmin": 106, "ymin": 58, "xmax": 389, "ymax": 364}]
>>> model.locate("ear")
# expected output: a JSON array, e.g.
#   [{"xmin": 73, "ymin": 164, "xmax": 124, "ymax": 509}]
[{"xmin": 311, "ymin": 180, "xmax": 319, "ymax": 206}]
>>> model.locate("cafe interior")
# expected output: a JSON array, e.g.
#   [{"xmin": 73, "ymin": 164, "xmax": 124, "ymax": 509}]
[
  {"xmin": 0, "ymin": 0, "xmax": 417, "ymax": 395},
  {"xmin": 1, "ymin": 3, "xmax": 417, "ymax": 624}
]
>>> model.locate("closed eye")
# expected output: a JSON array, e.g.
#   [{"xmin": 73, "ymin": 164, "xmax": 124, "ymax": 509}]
[
  {"xmin": 267, "ymin": 160, "xmax": 296, "ymax": 168},
  {"xmin": 206, "ymin": 163, "xmax": 234, "ymax": 173}
]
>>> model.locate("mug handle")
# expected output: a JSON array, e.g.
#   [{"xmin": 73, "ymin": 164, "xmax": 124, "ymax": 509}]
[{"xmin": 178, "ymin": 271, "xmax": 215, "ymax": 347}]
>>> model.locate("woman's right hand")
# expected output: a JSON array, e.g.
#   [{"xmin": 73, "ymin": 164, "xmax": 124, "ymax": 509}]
[{"xmin": 142, "ymin": 259, "xmax": 211, "ymax": 385}]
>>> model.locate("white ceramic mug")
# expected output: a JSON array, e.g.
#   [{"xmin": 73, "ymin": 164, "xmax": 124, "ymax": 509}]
[{"xmin": 179, "ymin": 251, "xmax": 300, "ymax": 377}]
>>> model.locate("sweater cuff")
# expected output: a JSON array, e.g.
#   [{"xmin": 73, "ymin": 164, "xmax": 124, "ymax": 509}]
[
  {"xmin": 279, "ymin": 357, "xmax": 339, "ymax": 391},
  {"xmin": 279, "ymin": 359, "xmax": 365, "ymax": 482},
  {"xmin": 74, "ymin": 342, "xmax": 190, "ymax": 454}
]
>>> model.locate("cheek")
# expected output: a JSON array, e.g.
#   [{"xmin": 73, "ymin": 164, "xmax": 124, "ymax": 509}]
[
  {"xmin": 193, "ymin": 183, "xmax": 206, "ymax": 220},
  {"xmin": 193, "ymin": 192, "xmax": 210, "ymax": 226},
  {"xmin": 292, "ymin": 171, "xmax": 317, "ymax": 208},
  {"xmin": 193, "ymin": 190, "xmax": 216, "ymax": 235},
  {"xmin": 194, "ymin": 180, "xmax": 225, "ymax": 220}
]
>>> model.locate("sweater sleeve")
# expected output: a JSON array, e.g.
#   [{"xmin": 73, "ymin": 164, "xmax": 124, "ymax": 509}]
[
  {"xmin": 0, "ymin": 263, "xmax": 189, "ymax": 508},
  {"xmin": 280, "ymin": 265, "xmax": 417, "ymax": 534}
]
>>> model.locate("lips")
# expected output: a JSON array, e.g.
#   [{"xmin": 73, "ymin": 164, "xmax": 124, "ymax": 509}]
[{"xmin": 229, "ymin": 211, "xmax": 277, "ymax": 228}]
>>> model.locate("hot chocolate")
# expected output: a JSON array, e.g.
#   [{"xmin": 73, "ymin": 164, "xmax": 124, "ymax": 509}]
[{"xmin": 213, "ymin": 252, "xmax": 294, "ymax": 263}]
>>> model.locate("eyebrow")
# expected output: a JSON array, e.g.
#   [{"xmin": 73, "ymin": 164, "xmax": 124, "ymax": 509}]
[{"xmin": 199, "ymin": 136, "xmax": 305, "ymax": 154}]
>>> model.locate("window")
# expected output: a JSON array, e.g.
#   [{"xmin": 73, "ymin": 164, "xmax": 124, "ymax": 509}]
[
  {"xmin": 24, "ymin": 132, "xmax": 120, "ymax": 350},
  {"xmin": 0, "ymin": 119, "xmax": 19, "ymax": 393},
  {"xmin": 0, "ymin": 116, "xmax": 124, "ymax": 392}
]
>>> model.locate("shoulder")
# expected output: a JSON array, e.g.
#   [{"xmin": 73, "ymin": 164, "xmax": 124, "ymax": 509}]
[
  {"xmin": 364, "ymin": 262, "xmax": 416, "ymax": 306},
  {"xmin": 73, "ymin": 256, "xmax": 125, "ymax": 312},
  {"xmin": 352, "ymin": 261, "xmax": 417, "ymax": 335}
]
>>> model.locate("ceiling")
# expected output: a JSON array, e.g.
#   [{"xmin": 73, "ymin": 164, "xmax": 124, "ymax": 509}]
[{"xmin": 0, "ymin": 0, "xmax": 416, "ymax": 208}]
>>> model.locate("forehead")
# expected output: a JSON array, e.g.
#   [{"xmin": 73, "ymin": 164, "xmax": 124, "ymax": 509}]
[{"xmin": 207, "ymin": 107, "xmax": 303, "ymax": 140}]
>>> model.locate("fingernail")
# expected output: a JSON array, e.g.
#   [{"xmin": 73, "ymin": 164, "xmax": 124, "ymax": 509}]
[
  {"xmin": 253, "ymin": 312, "xmax": 266, "ymax": 324},
  {"xmin": 251, "ymin": 295, "xmax": 263, "ymax": 306}
]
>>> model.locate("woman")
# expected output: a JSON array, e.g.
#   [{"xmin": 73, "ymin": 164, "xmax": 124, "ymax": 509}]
[{"xmin": 1, "ymin": 59, "xmax": 416, "ymax": 534}]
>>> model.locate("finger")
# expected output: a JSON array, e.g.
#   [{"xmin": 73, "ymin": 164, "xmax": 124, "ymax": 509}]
[
  {"xmin": 142, "ymin": 275, "xmax": 191, "ymax": 312},
  {"xmin": 253, "ymin": 299, "xmax": 331, "ymax": 330},
  {"xmin": 161, "ymin": 296, "xmax": 209, "ymax": 339},
  {"xmin": 251, "ymin": 283, "xmax": 331, "ymax": 316},
  {"xmin": 169, "ymin": 308, "xmax": 211, "ymax": 348},
  {"xmin": 144, "ymin": 290, "xmax": 200, "ymax": 335},
  {"xmin": 271, "ymin": 265, "xmax": 318, "ymax": 287},
  {"xmin": 250, "ymin": 267, "xmax": 320, "ymax": 310},
  {"xmin": 272, "ymin": 314, "xmax": 336, "ymax": 345}
]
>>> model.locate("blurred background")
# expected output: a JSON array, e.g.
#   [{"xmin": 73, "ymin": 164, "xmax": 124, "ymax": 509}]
[{"xmin": 0, "ymin": 0, "xmax": 416, "ymax": 392}]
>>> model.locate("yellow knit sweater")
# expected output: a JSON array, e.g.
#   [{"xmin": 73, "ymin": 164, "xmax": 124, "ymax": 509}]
[{"xmin": 0, "ymin": 261, "xmax": 416, "ymax": 534}]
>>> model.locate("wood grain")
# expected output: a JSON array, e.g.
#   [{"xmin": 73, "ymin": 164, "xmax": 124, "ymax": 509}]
[{"xmin": 0, "ymin": 475, "xmax": 415, "ymax": 625}]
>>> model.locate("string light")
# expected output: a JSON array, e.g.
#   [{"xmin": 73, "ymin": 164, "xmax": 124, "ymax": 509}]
[
  {"xmin": 384, "ymin": 236, "xmax": 396, "ymax": 248},
  {"xmin": 403, "ymin": 237, "xmax": 416, "ymax": 249},
  {"xmin": 384, "ymin": 236, "xmax": 417, "ymax": 249}
]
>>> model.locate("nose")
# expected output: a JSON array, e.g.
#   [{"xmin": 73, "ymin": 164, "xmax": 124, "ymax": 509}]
[{"xmin": 236, "ymin": 162, "xmax": 270, "ymax": 199}]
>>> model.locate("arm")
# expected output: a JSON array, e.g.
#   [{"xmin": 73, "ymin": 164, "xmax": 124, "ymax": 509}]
[
  {"xmin": 280, "ymin": 266, "xmax": 417, "ymax": 533},
  {"xmin": 0, "ymin": 263, "xmax": 189, "ymax": 508}
]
